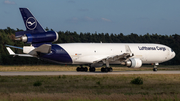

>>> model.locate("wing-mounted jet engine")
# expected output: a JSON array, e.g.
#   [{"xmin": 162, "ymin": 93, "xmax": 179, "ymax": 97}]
[{"xmin": 121, "ymin": 58, "xmax": 142, "ymax": 68}]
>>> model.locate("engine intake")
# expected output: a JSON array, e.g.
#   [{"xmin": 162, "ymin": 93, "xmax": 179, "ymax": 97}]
[
  {"xmin": 125, "ymin": 58, "xmax": 142, "ymax": 68},
  {"xmin": 17, "ymin": 31, "xmax": 58, "ymax": 44}
]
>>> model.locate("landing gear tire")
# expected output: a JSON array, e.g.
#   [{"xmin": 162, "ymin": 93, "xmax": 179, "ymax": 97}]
[
  {"xmin": 89, "ymin": 67, "xmax": 96, "ymax": 72},
  {"xmin": 76, "ymin": 67, "xmax": 80, "ymax": 72},
  {"xmin": 153, "ymin": 68, "xmax": 157, "ymax": 71},
  {"xmin": 108, "ymin": 67, "xmax": 113, "ymax": 72},
  {"xmin": 84, "ymin": 67, "xmax": 88, "ymax": 72},
  {"xmin": 101, "ymin": 68, "xmax": 108, "ymax": 72},
  {"xmin": 101, "ymin": 68, "xmax": 104, "ymax": 72}
]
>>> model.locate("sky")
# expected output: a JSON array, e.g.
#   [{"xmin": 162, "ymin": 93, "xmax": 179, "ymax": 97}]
[{"xmin": 1, "ymin": 0, "xmax": 180, "ymax": 35}]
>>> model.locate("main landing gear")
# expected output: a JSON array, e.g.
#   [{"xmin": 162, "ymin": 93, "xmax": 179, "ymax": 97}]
[
  {"xmin": 76, "ymin": 65, "xmax": 88, "ymax": 72},
  {"xmin": 101, "ymin": 59, "xmax": 113, "ymax": 72},
  {"xmin": 101, "ymin": 67, "xmax": 113, "ymax": 72},
  {"xmin": 89, "ymin": 67, "xmax": 96, "ymax": 72},
  {"xmin": 76, "ymin": 66, "xmax": 96, "ymax": 72},
  {"xmin": 76, "ymin": 66, "xmax": 113, "ymax": 72},
  {"xmin": 77, "ymin": 58, "xmax": 113, "ymax": 72}
]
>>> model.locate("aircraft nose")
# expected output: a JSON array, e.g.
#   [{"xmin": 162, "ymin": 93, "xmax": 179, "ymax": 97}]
[
  {"xmin": 172, "ymin": 52, "xmax": 176, "ymax": 58},
  {"xmin": 170, "ymin": 51, "xmax": 176, "ymax": 59}
]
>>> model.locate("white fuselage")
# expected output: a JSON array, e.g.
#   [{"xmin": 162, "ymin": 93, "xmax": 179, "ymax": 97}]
[{"xmin": 58, "ymin": 43, "xmax": 175, "ymax": 65}]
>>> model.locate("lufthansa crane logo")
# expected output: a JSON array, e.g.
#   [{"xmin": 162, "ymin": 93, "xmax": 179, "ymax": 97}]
[{"xmin": 26, "ymin": 17, "xmax": 37, "ymax": 30}]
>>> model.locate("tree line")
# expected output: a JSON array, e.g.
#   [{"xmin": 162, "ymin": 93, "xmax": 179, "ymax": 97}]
[{"xmin": 0, "ymin": 27, "xmax": 179, "ymax": 65}]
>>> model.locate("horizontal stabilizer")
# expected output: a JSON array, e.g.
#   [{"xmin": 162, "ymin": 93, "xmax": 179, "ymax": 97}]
[
  {"xmin": 6, "ymin": 47, "xmax": 33, "ymax": 57},
  {"xmin": 6, "ymin": 47, "xmax": 15, "ymax": 55}
]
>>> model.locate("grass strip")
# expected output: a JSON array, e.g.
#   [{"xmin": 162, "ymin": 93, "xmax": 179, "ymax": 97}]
[{"xmin": 0, "ymin": 74, "xmax": 179, "ymax": 100}]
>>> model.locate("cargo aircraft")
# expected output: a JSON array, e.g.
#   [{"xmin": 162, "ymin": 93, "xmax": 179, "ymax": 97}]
[{"xmin": 6, "ymin": 8, "xmax": 176, "ymax": 72}]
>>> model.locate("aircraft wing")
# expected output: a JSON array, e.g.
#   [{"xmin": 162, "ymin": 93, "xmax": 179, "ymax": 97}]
[
  {"xmin": 92, "ymin": 45, "xmax": 134, "ymax": 66},
  {"xmin": 93, "ymin": 53, "xmax": 133, "ymax": 64}
]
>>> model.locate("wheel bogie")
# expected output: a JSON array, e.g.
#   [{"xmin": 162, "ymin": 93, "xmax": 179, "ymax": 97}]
[
  {"xmin": 101, "ymin": 67, "xmax": 113, "ymax": 72},
  {"xmin": 76, "ymin": 66, "xmax": 88, "ymax": 72},
  {"xmin": 89, "ymin": 67, "xmax": 95, "ymax": 72}
]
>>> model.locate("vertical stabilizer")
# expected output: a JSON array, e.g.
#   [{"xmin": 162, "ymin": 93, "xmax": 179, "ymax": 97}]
[{"xmin": 19, "ymin": 8, "xmax": 45, "ymax": 33}]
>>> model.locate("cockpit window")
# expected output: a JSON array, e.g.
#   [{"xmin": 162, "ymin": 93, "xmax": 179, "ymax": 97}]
[{"xmin": 171, "ymin": 49, "xmax": 174, "ymax": 52}]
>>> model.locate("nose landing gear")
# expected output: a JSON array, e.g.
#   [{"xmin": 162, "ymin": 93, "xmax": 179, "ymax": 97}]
[
  {"xmin": 153, "ymin": 63, "xmax": 159, "ymax": 72},
  {"xmin": 153, "ymin": 67, "xmax": 157, "ymax": 71}
]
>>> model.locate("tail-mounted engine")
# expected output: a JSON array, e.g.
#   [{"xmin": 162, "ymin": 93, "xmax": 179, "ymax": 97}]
[
  {"xmin": 123, "ymin": 58, "xmax": 142, "ymax": 68},
  {"xmin": 15, "ymin": 31, "xmax": 59, "ymax": 44}
]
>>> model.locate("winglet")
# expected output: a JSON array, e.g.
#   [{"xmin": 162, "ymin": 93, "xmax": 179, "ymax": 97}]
[{"xmin": 6, "ymin": 47, "xmax": 15, "ymax": 55}]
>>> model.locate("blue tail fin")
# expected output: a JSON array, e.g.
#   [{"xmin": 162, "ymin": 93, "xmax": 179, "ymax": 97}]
[{"xmin": 19, "ymin": 8, "xmax": 45, "ymax": 33}]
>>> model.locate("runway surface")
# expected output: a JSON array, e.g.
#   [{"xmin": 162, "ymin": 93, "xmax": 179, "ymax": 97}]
[{"xmin": 0, "ymin": 71, "xmax": 180, "ymax": 76}]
